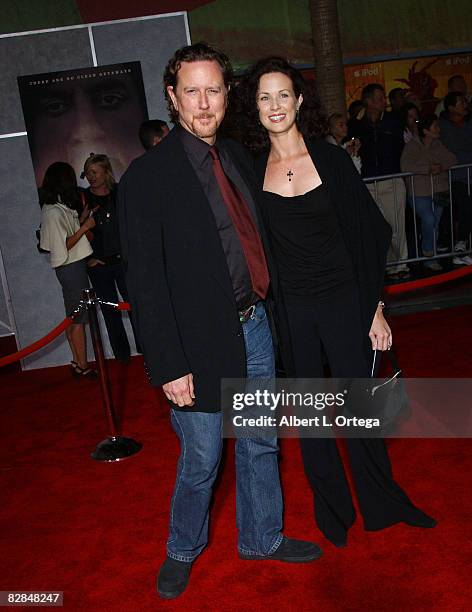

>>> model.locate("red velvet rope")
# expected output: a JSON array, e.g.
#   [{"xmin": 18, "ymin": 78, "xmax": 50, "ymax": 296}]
[
  {"xmin": 0, "ymin": 301, "xmax": 131, "ymax": 368},
  {"xmin": 0, "ymin": 317, "xmax": 74, "ymax": 368}
]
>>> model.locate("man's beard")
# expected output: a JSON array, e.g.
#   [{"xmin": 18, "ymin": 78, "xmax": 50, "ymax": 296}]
[{"xmin": 191, "ymin": 114, "xmax": 219, "ymax": 138}]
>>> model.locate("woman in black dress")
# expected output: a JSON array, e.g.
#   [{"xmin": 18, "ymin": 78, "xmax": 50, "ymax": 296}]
[
  {"xmin": 239, "ymin": 57, "xmax": 435, "ymax": 547},
  {"xmin": 82, "ymin": 154, "xmax": 139, "ymax": 363}
]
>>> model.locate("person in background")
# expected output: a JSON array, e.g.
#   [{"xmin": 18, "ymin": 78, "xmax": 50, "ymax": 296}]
[
  {"xmin": 39, "ymin": 162, "xmax": 97, "ymax": 378},
  {"xmin": 83, "ymin": 154, "xmax": 139, "ymax": 363},
  {"xmin": 139, "ymin": 119, "xmax": 170, "ymax": 150},
  {"xmin": 435, "ymin": 74, "xmax": 471, "ymax": 116},
  {"xmin": 349, "ymin": 83, "xmax": 409, "ymax": 279},
  {"xmin": 388, "ymin": 87, "xmax": 407, "ymax": 119},
  {"xmin": 401, "ymin": 114, "xmax": 460, "ymax": 270},
  {"xmin": 326, "ymin": 113, "xmax": 362, "ymax": 173},
  {"xmin": 405, "ymin": 91, "xmax": 423, "ymax": 112},
  {"xmin": 439, "ymin": 91, "xmax": 472, "ymax": 258},
  {"xmin": 401, "ymin": 102, "xmax": 420, "ymax": 143}
]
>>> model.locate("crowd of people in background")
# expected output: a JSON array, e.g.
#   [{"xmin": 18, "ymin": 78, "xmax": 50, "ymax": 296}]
[{"xmin": 342, "ymin": 76, "xmax": 472, "ymax": 277}]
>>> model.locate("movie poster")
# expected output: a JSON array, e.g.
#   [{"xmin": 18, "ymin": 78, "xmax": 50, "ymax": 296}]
[{"xmin": 18, "ymin": 62, "xmax": 149, "ymax": 187}]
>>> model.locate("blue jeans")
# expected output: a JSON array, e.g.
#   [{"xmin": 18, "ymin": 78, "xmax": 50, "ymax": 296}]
[
  {"xmin": 409, "ymin": 196, "xmax": 443, "ymax": 254},
  {"xmin": 167, "ymin": 302, "xmax": 283, "ymax": 562}
]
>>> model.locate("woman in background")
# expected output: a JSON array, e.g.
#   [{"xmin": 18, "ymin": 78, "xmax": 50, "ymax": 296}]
[
  {"xmin": 39, "ymin": 162, "xmax": 97, "ymax": 378},
  {"xmin": 401, "ymin": 102, "xmax": 420, "ymax": 144},
  {"xmin": 326, "ymin": 112, "xmax": 362, "ymax": 173},
  {"xmin": 82, "ymin": 154, "xmax": 139, "ymax": 363},
  {"xmin": 239, "ymin": 57, "xmax": 436, "ymax": 547}
]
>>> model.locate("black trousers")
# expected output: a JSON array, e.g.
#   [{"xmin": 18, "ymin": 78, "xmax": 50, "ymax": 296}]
[
  {"xmin": 88, "ymin": 262, "xmax": 140, "ymax": 361},
  {"xmin": 285, "ymin": 287, "xmax": 426, "ymax": 545}
]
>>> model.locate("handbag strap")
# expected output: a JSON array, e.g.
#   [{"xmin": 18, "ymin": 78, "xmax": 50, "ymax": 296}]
[
  {"xmin": 371, "ymin": 350, "xmax": 402, "ymax": 378},
  {"xmin": 52, "ymin": 203, "xmax": 75, "ymax": 237}
]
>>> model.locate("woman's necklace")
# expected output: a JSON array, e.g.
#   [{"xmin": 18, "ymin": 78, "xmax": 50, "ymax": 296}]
[{"xmin": 286, "ymin": 169, "xmax": 294, "ymax": 182}]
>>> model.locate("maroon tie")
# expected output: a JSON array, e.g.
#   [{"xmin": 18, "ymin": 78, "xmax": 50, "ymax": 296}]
[{"xmin": 209, "ymin": 146, "xmax": 270, "ymax": 300}]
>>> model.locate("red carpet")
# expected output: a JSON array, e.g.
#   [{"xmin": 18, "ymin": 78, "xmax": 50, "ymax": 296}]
[{"xmin": 1, "ymin": 306, "xmax": 472, "ymax": 611}]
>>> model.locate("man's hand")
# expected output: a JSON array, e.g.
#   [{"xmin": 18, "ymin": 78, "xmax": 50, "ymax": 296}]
[{"xmin": 163, "ymin": 373, "xmax": 195, "ymax": 407}]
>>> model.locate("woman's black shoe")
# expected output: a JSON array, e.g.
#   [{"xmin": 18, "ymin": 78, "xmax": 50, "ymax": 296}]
[
  {"xmin": 71, "ymin": 362, "xmax": 98, "ymax": 380},
  {"xmin": 404, "ymin": 512, "xmax": 437, "ymax": 529}
]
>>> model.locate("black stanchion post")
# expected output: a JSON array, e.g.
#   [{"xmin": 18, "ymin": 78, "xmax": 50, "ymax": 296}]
[{"xmin": 82, "ymin": 288, "xmax": 142, "ymax": 462}]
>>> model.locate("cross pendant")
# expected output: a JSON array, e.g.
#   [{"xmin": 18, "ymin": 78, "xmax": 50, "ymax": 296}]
[{"xmin": 287, "ymin": 170, "xmax": 294, "ymax": 182}]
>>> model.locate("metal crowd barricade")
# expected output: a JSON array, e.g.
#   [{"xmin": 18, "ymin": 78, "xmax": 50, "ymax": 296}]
[{"xmin": 363, "ymin": 163, "xmax": 472, "ymax": 269}]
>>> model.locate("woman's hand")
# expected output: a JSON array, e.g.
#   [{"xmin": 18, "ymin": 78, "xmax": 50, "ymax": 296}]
[
  {"xmin": 82, "ymin": 216, "xmax": 96, "ymax": 231},
  {"xmin": 369, "ymin": 305, "xmax": 392, "ymax": 351},
  {"xmin": 79, "ymin": 204, "xmax": 89, "ymax": 224},
  {"xmin": 87, "ymin": 258, "xmax": 105, "ymax": 267},
  {"xmin": 80, "ymin": 205, "xmax": 99, "ymax": 224},
  {"xmin": 345, "ymin": 137, "xmax": 361, "ymax": 157}
]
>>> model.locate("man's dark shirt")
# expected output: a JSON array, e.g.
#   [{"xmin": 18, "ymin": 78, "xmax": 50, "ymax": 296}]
[
  {"xmin": 349, "ymin": 111, "xmax": 405, "ymax": 178},
  {"xmin": 179, "ymin": 126, "xmax": 258, "ymax": 309}
]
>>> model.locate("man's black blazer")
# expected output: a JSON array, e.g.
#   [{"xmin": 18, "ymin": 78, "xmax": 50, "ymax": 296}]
[{"xmin": 118, "ymin": 126, "xmax": 277, "ymax": 412}]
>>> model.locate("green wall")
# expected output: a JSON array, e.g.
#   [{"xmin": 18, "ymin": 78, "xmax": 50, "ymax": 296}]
[{"xmin": 189, "ymin": 0, "xmax": 472, "ymax": 70}]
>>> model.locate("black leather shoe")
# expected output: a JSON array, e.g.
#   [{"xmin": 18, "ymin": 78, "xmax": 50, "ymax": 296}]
[
  {"xmin": 157, "ymin": 557, "xmax": 192, "ymax": 599},
  {"xmin": 239, "ymin": 537, "xmax": 322, "ymax": 563}
]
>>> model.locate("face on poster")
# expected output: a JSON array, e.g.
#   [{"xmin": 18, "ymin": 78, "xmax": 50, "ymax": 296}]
[{"xmin": 18, "ymin": 62, "xmax": 149, "ymax": 186}]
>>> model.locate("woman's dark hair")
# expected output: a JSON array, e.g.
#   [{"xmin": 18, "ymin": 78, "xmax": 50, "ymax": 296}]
[
  {"xmin": 348, "ymin": 99, "xmax": 364, "ymax": 120},
  {"xmin": 38, "ymin": 162, "xmax": 80, "ymax": 210},
  {"xmin": 400, "ymin": 102, "xmax": 420, "ymax": 128},
  {"xmin": 163, "ymin": 41, "xmax": 233, "ymax": 124},
  {"xmin": 418, "ymin": 113, "xmax": 438, "ymax": 139},
  {"xmin": 236, "ymin": 56, "xmax": 326, "ymax": 153}
]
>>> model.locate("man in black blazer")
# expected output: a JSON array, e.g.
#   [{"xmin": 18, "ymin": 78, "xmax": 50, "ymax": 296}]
[{"xmin": 118, "ymin": 43, "xmax": 321, "ymax": 599}]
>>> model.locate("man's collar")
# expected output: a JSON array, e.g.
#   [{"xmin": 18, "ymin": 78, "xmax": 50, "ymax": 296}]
[{"xmin": 177, "ymin": 124, "xmax": 218, "ymax": 167}]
